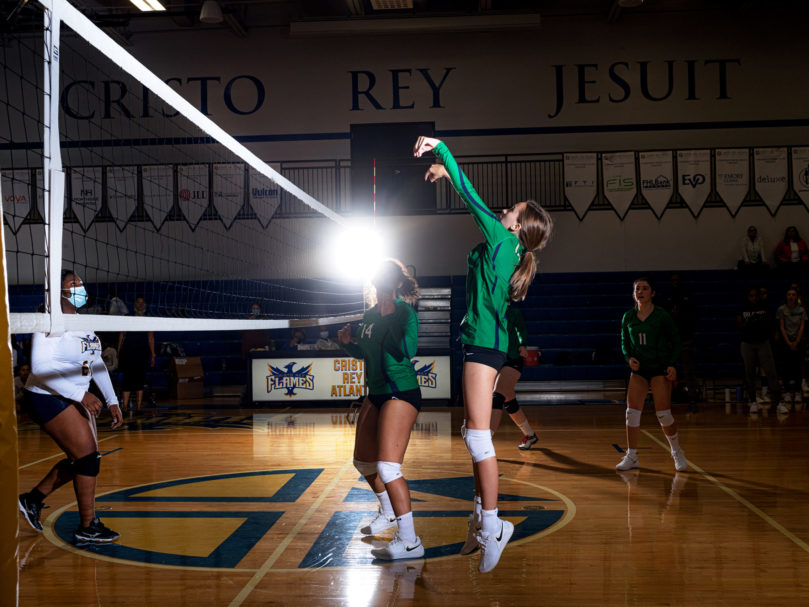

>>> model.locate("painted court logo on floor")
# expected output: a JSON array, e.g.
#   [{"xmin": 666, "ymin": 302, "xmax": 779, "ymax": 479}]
[{"xmin": 49, "ymin": 468, "xmax": 574, "ymax": 569}]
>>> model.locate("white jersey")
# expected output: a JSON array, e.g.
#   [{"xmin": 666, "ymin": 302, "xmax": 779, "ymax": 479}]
[{"xmin": 26, "ymin": 330, "xmax": 119, "ymax": 406}]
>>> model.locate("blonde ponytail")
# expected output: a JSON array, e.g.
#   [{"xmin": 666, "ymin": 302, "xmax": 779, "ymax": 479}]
[{"xmin": 509, "ymin": 201, "xmax": 552, "ymax": 301}]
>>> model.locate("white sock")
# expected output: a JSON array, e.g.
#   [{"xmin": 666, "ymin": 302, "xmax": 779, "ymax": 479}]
[
  {"xmin": 517, "ymin": 419, "xmax": 534, "ymax": 436},
  {"xmin": 376, "ymin": 491, "xmax": 394, "ymax": 517},
  {"xmin": 626, "ymin": 448, "xmax": 638, "ymax": 458},
  {"xmin": 473, "ymin": 495, "xmax": 482, "ymax": 521},
  {"xmin": 396, "ymin": 511, "xmax": 417, "ymax": 544},
  {"xmin": 481, "ymin": 508, "xmax": 499, "ymax": 535},
  {"xmin": 665, "ymin": 433, "xmax": 681, "ymax": 451}
]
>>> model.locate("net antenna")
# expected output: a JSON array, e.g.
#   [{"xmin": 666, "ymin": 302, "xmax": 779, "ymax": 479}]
[{"xmin": 3, "ymin": 0, "xmax": 363, "ymax": 336}]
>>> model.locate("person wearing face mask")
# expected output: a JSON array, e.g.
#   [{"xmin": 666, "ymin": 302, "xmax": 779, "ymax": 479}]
[
  {"xmin": 117, "ymin": 295, "xmax": 155, "ymax": 414},
  {"xmin": 18, "ymin": 270, "xmax": 123, "ymax": 543},
  {"xmin": 316, "ymin": 326, "xmax": 341, "ymax": 350}
]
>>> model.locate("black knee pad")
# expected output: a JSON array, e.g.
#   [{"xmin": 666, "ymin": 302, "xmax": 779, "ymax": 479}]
[
  {"xmin": 72, "ymin": 451, "xmax": 101, "ymax": 477},
  {"xmin": 505, "ymin": 398, "xmax": 520, "ymax": 414},
  {"xmin": 492, "ymin": 392, "xmax": 505, "ymax": 410}
]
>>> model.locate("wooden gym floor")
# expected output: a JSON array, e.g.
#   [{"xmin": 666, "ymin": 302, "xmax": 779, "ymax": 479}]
[{"xmin": 16, "ymin": 399, "xmax": 809, "ymax": 606}]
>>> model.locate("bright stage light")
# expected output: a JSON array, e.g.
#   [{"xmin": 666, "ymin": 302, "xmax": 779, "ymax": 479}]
[{"xmin": 328, "ymin": 222, "xmax": 388, "ymax": 283}]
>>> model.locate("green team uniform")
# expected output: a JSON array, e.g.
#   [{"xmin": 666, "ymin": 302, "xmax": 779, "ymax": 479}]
[
  {"xmin": 341, "ymin": 299, "xmax": 419, "ymax": 394},
  {"xmin": 506, "ymin": 307, "xmax": 527, "ymax": 361},
  {"xmin": 433, "ymin": 141, "xmax": 523, "ymax": 352},
  {"xmin": 621, "ymin": 306, "xmax": 682, "ymax": 375}
]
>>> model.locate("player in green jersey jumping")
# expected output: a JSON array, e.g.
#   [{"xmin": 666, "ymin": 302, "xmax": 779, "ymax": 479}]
[
  {"xmin": 415, "ymin": 136, "xmax": 552, "ymax": 572},
  {"xmin": 617, "ymin": 278, "xmax": 688, "ymax": 473},
  {"xmin": 338, "ymin": 259, "xmax": 424, "ymax": 560}
]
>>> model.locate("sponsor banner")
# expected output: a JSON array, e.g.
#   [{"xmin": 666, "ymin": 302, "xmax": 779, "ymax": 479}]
[
  {"xmin": 676, "ymin": 150, "xmax": 711, "ymax": 215},
  {"xmin": 602, "ymin": 152, "xmax": 636, "ymax": 219},
  {"xmin": 715, "ymin": 148, "xmax": 749, "ymax": 214},
  {"xmin": 248, "ymin": 165, "xmax": 281, "ymax": 228},
  {"xmin": 213, "ymin": 163, "xmax": 245, "ymax": 229},
  {"xmin": 639, "ymin": 150, "xmax": 674, "ymax": 217},
  {"xmin": 177, "ymin": 164, "xmax": 210, "ymax": 228},
  {"xmin": 563, "ymin": 153, "xmax": 597, "ymax": 218},
  {"xmin": 1, "ymin": 169, "xmax": 32, "ymax": 232},
  {"xmin": 251, "ymin": 355, "xmax": 451, "ymax": 402},
  {"xmin": 70, "ymin": 167, "xmax": 102, "ymax": 231},
  {"xmin": 791, "ymin": 147, "xmax": 809, "ymax": 208},
  {"xmin": 754, "ymin": 147, "xmax": 788, "ymax": 213},
  {"xmin": 142, "ymin": 165, "xmax": 174, "ymax": 229},
  {"xmin": 106, "ymin": 166, "xmax": 138, "ymax": 230}
]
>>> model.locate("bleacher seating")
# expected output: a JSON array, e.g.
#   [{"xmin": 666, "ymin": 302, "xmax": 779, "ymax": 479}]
[{"xmin": 9, "ymin": 269, "xmax": 794, "ymax": 400}]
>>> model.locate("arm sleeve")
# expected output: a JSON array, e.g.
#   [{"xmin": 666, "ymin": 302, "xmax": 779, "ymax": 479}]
[
  {"xmin": 620, "ymin": 312, "xmax": 633, "ymax": 362},
  {"xmin": 341, "ymin": 341, "xmax": 365, "ymax": 360},
  {"xmin": 91, "ymin": 359, "xmax": 119, "ymax": 406},
  {"xmin": 29, "ymin": 333, "xmax": 86, "ymax": 402},
  {"xmin": 399, "ymin": 305, "xmax": 419, "ymax": 359},
  {"xmin": 432, "ymin": 141, "xmax": 505, "ymax": 244},
  {"xmin": 511, "ymin": 309, "xmax": 527, "ymax": 346}
]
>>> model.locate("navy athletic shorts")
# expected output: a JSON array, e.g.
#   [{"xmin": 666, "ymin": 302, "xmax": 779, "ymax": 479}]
[
  {"xmin": 23, "ymin": 390, "xmax": 75, "ymax": 426},
  {"xmin": 462, "ymin": 344, "xmax": 507, "ymax": 371},
  {"xmin": 368, "ymin": 388, "xmax": 422, "ymax": 412}
]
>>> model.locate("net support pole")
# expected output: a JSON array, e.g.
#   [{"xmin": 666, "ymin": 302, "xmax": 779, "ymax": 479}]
[
  {"xmin": 0, "ymin": 160, "xmax": 20, "ymax": 607},
  {"xmin": 41, "ymin": 0, "xmax": 65, "ymax": 336}
]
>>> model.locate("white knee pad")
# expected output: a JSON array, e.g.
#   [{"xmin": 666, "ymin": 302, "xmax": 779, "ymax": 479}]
[
  {"xmin": 377, "ymin": 461, "xmax": 402, "ymax": 484},
  {"xmin": 625, "ymin": 408, "xmax": 642, "ymax": 428},
  {"xmin": 656, "ymin": 409, "xmax": 675, "ymax": 427},
  {"xmin": 353, "ymin": 459, "xmax": 377, "ymax": 478},
  {"xmin": 464, "ymin": 428, "xmax": 496, "ymax": 463}
]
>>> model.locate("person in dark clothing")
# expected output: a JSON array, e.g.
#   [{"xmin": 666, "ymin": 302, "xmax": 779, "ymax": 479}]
[
  {"xmin": 117, "ymin": 295, "xmax": 155, "ymax": 413},
  {"xmin": 737, "ymin": 287, "xmax": 781, "ymax": 414}
]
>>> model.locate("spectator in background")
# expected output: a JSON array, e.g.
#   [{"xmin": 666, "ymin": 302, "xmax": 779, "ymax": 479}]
[
  {"xmin": 117, "ymin": 295, "xmax": 155, "ymax": 413},
  {"xmin": 738, "ymin": 287, "xmax": 782, "ymax": 414},
  {"xmin": 664, "ymin": 273, "xmax": 700, "ymax": 413},
  {"xmin": 738, "ymin": 225, "xmax": 768, "ymax": 276},
  {"xmin": 774, "ymin": 226, "xmax": 809, "ymax": 276},
  {"xmin": 107, "ymin": 287, "xmax": 129, "ymax": 316},
  {"xmin": 280, "ymin": 328, "xmax": 307, "ymax": 351},
  {"xmin": 776, "ymin": 286, "xmax": 806, "ymax": 414},
  {"xmin": 241, "ymin": 302, "xmax": 274, "ymax": 360},
  {"xmin": 14, "ymin": 363, "xmax": 31, "ymax": 409},
  {"xmin": 316, "ymin": 326, "xmax": 341, "ymax": 350}
]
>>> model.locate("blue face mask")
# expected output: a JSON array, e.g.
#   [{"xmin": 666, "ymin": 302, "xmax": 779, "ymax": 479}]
[{"xmin": 67, "ymin": 286, "xmax": 88, "ymax": 308}]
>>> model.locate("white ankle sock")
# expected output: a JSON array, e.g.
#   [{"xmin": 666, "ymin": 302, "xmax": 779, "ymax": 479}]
[
  {"xmin": 481, "ymin": 508, "xmax": 499, "ymax": 535},
  {"xmin": 376, "ymin": 491, "xmax": 394, "ymax": 517},
  {"xmin": 396, "ymin": 511, "xmax": 417, "ymax": 544},
  {"xmin": 517, "ymin": 420, "xmax": 534, "ymax": 436},
  {"xmin": 665, "ymin": 433, "xmax": 681, "ymax": 451},
  {"xmin": 626, "ymin": 448, "xmax": 638, "ymax": 458}
]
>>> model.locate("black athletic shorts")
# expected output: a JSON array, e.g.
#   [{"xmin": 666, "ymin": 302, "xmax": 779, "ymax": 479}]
[
  {"xmin": 502, "ymin": 357, "xmax": 524, "ymax": 373},
  {"xmin": 368, "ymin": 388, "xmax": 422, "ymax": 412},
  {"xmin": 23, "ymin": 390, "xmax": 75, "ymax": 426},
  {"xmin": 631, "ymin": 367, "xmax": 667, "ymax": 382},
  {"xmin": 462, "ymin": 344, "xmax": 507, "ymax": 371}
]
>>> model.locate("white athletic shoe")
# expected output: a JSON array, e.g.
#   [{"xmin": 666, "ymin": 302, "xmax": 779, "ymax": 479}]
[
  {"xmin": 360, "ymin": 508, "xmax": 397, "ymax": 535},
  {"xmin": 671, "ymin": 448, "xmax": 689, "ymax": 472},
  {"xmin": 370, "ymin": 534, "xmax": 424, "ymax": 560},
  {"xmin": 777, "ymin": 402, "xmax": 790, "ymax": 414},
  {"xmin": 615, "ymin": 453, "xmax": 639, "ymax": 471},
  {"xmin": 477, "ymin": 519, "xmax": 514, "ymax": 573},
  {"xmin": 460, "ymin": 513, "xmax": 481, "ymax": 555}
]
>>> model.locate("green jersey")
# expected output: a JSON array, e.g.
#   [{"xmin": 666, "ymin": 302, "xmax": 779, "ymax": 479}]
[
  {"xmin": 506, "ymin": 307, "xmax": 527, "ymax": 360},
  {"xmin": 433, "ymin": 141, "xmax": 523, "ymax": 352},
  {"xmin": 621, "ymin": 306, "xmax": 681, "ymax": 371},
  {"xmin": 341, "ymin": 298, "xmax": 419, "ymax": 394}
]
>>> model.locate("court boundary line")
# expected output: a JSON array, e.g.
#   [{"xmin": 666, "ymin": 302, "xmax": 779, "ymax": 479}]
[
  {"xmin": 227, "ymin": 461, "xmax": 352, "ymax": 607},
  {"xmin": 18, "ymin": 435, "xmax": 118, "ymax": 470},
  {"xmin": 642, "ymin": 429, "xmax": 809, "ymax": 554}
]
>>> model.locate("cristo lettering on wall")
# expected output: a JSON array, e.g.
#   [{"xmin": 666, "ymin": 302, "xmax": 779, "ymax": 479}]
[
  {"xmin": 547, "ymin": 59, "xmax": 740, "ymax": 119},
  {"xmin": 60, "ymin": 75, "xmax": 266, "ymax": 119}
]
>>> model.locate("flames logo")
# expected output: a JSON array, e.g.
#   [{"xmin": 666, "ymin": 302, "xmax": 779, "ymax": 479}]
[
  {"xmin": 412, "ymin": 360, "xmax": 437, "ymax": 390},
  {"xmin": 267, "ymin": 362, "xmax": 315, "ymax": 397}
]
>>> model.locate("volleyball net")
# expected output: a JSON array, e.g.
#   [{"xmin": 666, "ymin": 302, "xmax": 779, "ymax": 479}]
[{"xmin": 1, "ymin": 0, "xmax": 365, "ymax": 336}]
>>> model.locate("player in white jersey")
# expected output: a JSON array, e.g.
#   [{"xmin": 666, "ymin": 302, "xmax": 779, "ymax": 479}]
[{"xmin": 18, "ymin": 270, "xmax": 123, "ymax": 543}]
